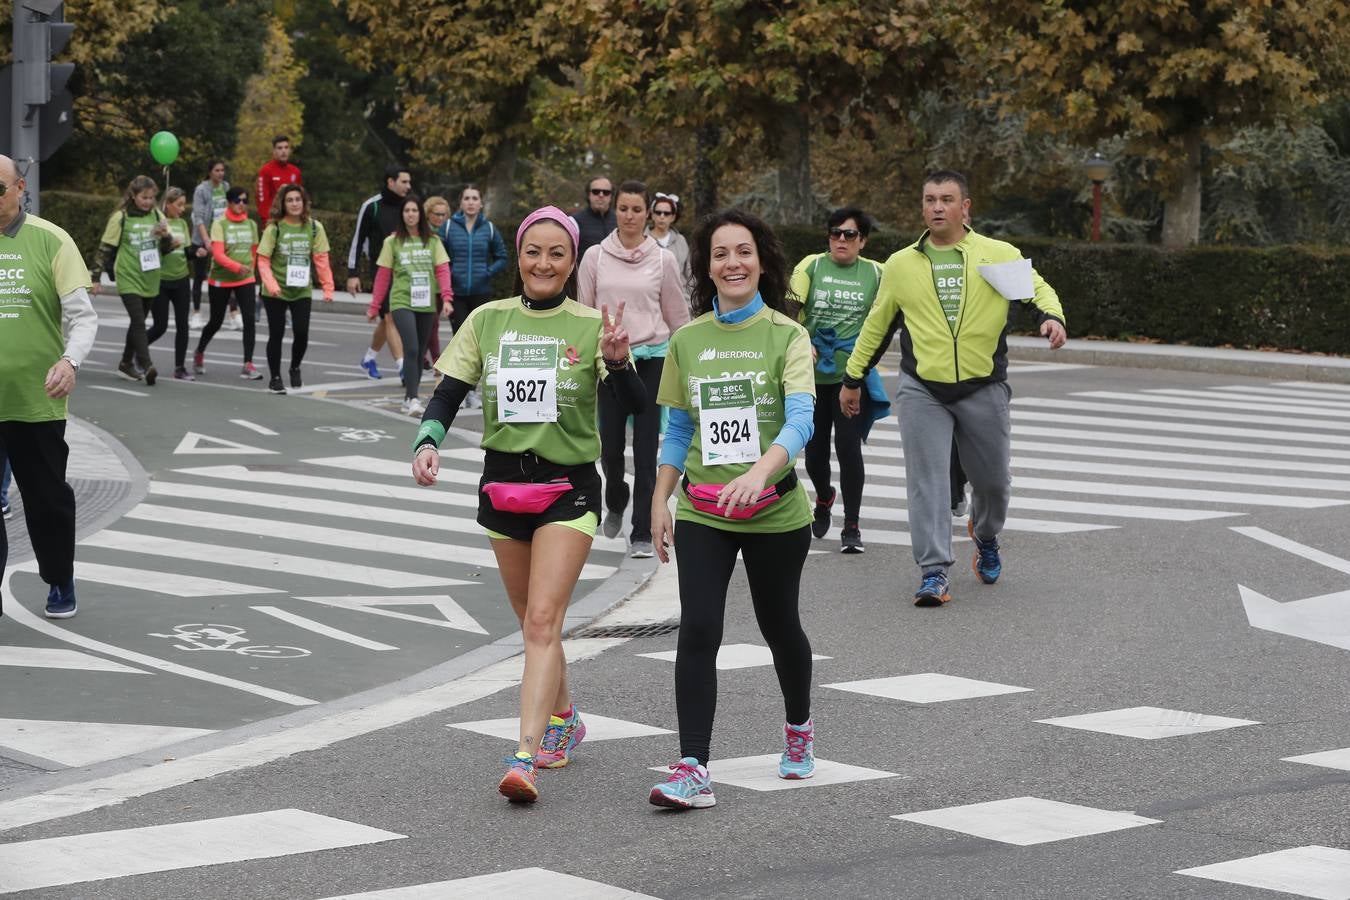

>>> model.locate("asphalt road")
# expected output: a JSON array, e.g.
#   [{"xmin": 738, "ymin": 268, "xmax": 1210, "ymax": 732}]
[{"xmin": 1, "ymin": 297, "xmax": 1348, "ymax": 898}]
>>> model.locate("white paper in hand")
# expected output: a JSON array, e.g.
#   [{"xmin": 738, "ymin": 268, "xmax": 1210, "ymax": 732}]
[{"xmin": 978, "ymin": 258, "xmax": 1034, "ymax": 301}]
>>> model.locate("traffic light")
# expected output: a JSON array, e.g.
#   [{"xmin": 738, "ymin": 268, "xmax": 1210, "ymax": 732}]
[{"xmin": 7, "ymin": 0, "xmax": 77, "ymax": 211}]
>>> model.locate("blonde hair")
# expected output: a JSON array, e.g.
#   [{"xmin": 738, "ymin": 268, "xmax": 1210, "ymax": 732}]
[{"xmin": 424, "ymin": 195, "xmax": 451, "ymax": 215}]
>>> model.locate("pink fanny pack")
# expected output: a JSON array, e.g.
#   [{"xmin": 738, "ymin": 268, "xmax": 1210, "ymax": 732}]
[
  {"xmin": 481, "ymin": 478, "xmax": 572, "ymax": 514},
  {"xmin": 683, "ymin": 472, "xmax": 798, "ymax": 520}
]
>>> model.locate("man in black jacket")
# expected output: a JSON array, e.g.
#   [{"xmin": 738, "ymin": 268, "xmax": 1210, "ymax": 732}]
[
  {"xmin": 347, "ymin": 166, "xmax": 412, "ymax": 379},
  {"xmin": 572, "ymin": 175, "xmax": 616, "ymax": 262}
]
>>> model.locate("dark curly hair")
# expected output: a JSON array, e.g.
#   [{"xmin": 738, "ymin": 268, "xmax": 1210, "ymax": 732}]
[{"xmin": 688, "ymin": 209, "xmax": 795, "ymax": 316}]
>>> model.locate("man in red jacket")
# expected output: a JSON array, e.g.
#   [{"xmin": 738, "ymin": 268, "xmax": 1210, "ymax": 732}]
[{"xmin": 256, "ymin": 135, "xmax": 302, "ymax": 221}]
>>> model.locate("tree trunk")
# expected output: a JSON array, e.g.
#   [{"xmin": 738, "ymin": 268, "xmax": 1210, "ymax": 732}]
[
  {"xmin": 774, "ymin": 104, "xmax": 811, "ymax": 225},
  {"xmin": 1160, "ymin": 129, "xmax": 1203, "ymax": 248},
  {"xmin": 485, "ymin": 137, "xmax": 517, "ymax": 219},
  {"xmin": 692, "ymin": 124, "xmax": 721, "ymax": 220}
]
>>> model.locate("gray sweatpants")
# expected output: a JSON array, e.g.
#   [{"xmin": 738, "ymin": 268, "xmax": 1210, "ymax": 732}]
[{"xmin": 897, "ymin": 373, "xmax": 1012, "ymax": 572}]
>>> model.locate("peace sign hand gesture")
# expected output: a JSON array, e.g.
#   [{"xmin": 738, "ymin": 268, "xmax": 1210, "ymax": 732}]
[{"xmin": 601, "ymin": 301, "xmax": 630, "ymax": 365}]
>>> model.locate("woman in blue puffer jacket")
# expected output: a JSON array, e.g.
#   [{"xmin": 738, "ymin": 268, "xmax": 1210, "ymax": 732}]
[
  {"xmin": 435, "ymin": 184, "xmax": 509, "ymax": 409},
  {"xmin": 437, "ymin": 184, "xmax": 509, "ymax": 332}
]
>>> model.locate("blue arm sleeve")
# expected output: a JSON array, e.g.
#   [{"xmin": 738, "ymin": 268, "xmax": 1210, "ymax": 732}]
[
  {"xmin": 771, "ymin": 392, "xmax": 815, "ymax": 460},
  {"xmin": 659, "ymin": 406, "xmax": 695, "ymax": 473}
]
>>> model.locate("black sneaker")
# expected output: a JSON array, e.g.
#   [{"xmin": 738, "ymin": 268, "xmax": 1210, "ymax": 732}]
[
  {"xmin": 116, "ymin": 361, "xmax": 142, "ymax": 381},
  {"xmin": 144, "ymin": 365, "xmax": 158, "ymax": 386},
  {"xmin": 289, "ymin": 367, "xmax": 302, "ymax": 389},
  {"xmin": 811, "ymin": 487, "xmax": 836, "ymax": 539},
  {"xmin": 840, "ymin": 524, "xmax": 864, "ymax": 554},
  {"xmin": 268, "ymin": 375, "xmax": 286, "ymax": 394}
]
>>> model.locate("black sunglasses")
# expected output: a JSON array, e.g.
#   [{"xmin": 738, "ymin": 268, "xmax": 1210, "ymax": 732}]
[
  {"xmin": 829, "ymin": 228, "xmax": 861, "ymax": 240},
  {"xmin": 651, "ymin": 209, "xmax": 674, "ymax": 217},
  {"xmin": 590, "ymin": 188, "xmax": 612, "ymax": 196}
]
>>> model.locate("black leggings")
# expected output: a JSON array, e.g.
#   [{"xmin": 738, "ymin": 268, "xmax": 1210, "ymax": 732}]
[
  {"xmin": 148, "ymin": 277, "xmax": 190, "ymax": 369},
  {"xmin": 805, "ymin": 381, "xmax": 865, "ymax": 523},
  {"xmin": 198, "ymin": 283, "xmax": 256, "ymax": 362},
  {"xmin": 190, "ymin": 251, "xmax": 208, "ymax": 310},
  {"xmin": 263, "ymin": 296, "xmax": 312, "ymax": 378},
  {"xmin": 120, "ymin": 293, "xmax": 157, "ymax": 370},
  {"xmin": 598, "ymin": 356, "xmax": 663, "ymax": 541},
  {"xmin": 673, "ymin": 520, "xmax": 813, "ymax": 765},
  {"xmin": 391, "ymin": 308, "xmax": 434, "ymax": 400},
  {"xmin": 450, "ymin": 292, "xmax": 490, "ymax": 334}
]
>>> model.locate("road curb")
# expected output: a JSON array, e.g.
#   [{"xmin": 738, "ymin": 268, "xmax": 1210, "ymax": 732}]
[{"xmin": 1006, "ymin": 336, "xmax": 1350, "ymax": 384}]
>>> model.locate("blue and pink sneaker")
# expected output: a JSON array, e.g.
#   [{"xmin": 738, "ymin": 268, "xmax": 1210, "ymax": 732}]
[
  {"xmin": 778, "ymin": 720, "xmax": 815, "ymax": 779},
  {"xmin": 536, "ymin": 708, "xmax": 587, "ymax": 769},
  {"xmin": 497, "ymin": 751, "xmax": 539, "ymax": 803},
  {"xmin": 649, "ymin": 757, "xmax": 716, "ymax": 809}
]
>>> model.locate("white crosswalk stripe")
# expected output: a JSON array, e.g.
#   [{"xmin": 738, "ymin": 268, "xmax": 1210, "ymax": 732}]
[{"xmin": 799, "ymin": 382, "xmax": 1350, "ymax": 541}]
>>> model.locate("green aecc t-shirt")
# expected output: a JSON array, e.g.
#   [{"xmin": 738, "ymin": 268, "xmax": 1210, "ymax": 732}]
[
  {"xmin": 0, "ymin": 214, "xmax": 91, "ymax": 422},
  {"xmin": 259, "ymin": 219, "xmax": 330, "ymax": 301},
  {"xmin": 376, "ymin": 235, "xmax": 448, "ymax": 312},
  {"xmin": 656, "ymin": 304, "xmax": 815, "ymax": 533},
  {"xmin": 159, "ymin": 218, "xmax": 191, "ymax": 282},
  {"xmin": 435, "ymin": 296, "xmax": 614, "ymax": 466},
  {"xmin": 924, "ymin": 245, "xmax": 964, "ymax": 336},
  {"xmin": 101, "ymin": 208, "xmax": 166, "ymax": 298}
]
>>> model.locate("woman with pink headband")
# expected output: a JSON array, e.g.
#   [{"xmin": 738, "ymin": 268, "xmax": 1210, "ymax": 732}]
[{"xmin": 412, "ymin": 206, "xmax": 647, "ymax": 803}]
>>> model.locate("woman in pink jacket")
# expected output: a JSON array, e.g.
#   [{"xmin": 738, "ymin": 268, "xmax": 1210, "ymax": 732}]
[{"xmin": 578, "ymin": 179, "xmax": 689, "ymax": 557}]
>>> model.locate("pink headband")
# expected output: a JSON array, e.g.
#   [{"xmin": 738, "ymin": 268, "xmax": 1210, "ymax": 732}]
[{"xmin": 516, "ymin": 206, "xmax": 579, "ymax": 256}]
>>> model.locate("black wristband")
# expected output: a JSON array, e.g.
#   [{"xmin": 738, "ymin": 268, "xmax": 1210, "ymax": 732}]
[{"xmin": 604, "ymin": 357, "xmax": 630, "ymax": 372}]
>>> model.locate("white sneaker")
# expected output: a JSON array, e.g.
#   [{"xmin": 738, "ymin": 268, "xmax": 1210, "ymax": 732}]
[
  {"xmin": 189, "ymin": 312, "xmax": 203, "ymax": 330},
  {"xmin": 227, "ymin": 312, "xmax": 242, "ymax": 331},
  {"xmin": 464, "ymin": 389, "xmax": 481, "ymax": 409},
  {"xmin": 401, "ymin": 397, "xmax": 425, "ymax": 417}
]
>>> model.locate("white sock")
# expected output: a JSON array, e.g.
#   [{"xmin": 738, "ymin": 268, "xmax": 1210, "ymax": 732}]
[{"xmin": 362, "ymin": 348, "xmax": 377, "ymax": 363}]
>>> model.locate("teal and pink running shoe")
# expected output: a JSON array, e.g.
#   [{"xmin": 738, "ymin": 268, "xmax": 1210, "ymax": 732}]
[
  {"xmin": 649, "ymin": 757, "xmax": 716, "ymax": 809},
  {"xmin": 497, "ymin": 752, "xmax": 539, "ymax": 803},
  {"xmin": 778, "ymin": 720, "xmax": 815, "ymax": 779},
  {"xmin": 536, "ymin": 708, "xmax": 587, "ymax": 769}
]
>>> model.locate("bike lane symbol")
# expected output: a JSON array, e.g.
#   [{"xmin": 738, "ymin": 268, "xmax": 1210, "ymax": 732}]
[{"xmin": 148, "ymin": 624, "xmax": 311, "ymax": 659}]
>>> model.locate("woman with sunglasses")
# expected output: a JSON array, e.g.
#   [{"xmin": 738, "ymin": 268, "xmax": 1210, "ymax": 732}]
[
  {"xmin": 90, "ymin": 175, "xmax": 174, "ymax": 385},
  {"xmin": 412, "ymin": 207, "xmax": 645, "ymax": 803},
  {"xmin": 647, "ymin": 192, "xmax": 691, "ymax": 301},
  {"xmin": 257, "ymin": 184, "xmax": 335, "ymax": 394},
  {"xmin": 789, "ymin": 207, "xmax": 884, "ymax": 554},
  {"xmin": 578, "ymin": 180, "xmax": 688, "ymax": 558},
  {"xmin": 367, "ymin": 194, "xmax": 452, "ymax": 416},
  {"xmin": 648, "ymin": 209, "xmax": 818, "ymax": 810},
  {"xmin": 194, "ymin": 186, "xmax": 261, "ymax": 379}
]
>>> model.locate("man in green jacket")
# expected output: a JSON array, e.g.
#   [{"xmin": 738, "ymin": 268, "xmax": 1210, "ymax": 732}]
[{"xmin": 840, "ymin": 170, "xmax": 1066, "ymax": 607}]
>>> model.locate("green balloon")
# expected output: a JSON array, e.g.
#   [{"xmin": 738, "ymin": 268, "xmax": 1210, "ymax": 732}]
[{"xmin": 149, "ymin": 131, "xmax": 179, "ymax": 166}]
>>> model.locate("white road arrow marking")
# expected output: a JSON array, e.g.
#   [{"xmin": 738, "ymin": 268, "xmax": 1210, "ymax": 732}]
[
  {"xmin": 1237, "ymin": 586, "xmax": 1350, "ymax": 652},
  {"xmin": 1234, "ymin": 527, "xmax": 1350, "ymax": 653},
  {"xmin": 294, "ymin": 595, "xmax": 488, "ymax": 635},
  {"xmin": 173, "ymin": 432, "xmax": 278, "ymax": 455}
]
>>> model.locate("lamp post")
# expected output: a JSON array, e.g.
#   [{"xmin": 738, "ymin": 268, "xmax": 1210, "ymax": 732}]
[{"xmin": 1083, "ymin": 152, "xmax": 1112, "ymax": 242}]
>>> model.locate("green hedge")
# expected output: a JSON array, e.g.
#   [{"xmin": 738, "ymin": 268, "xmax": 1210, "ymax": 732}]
[
  {"xmin": 37, "ymin": 191, "xmax": 1350, "ymax": 355},
  {"xmin": 775, "ymin": 227, "xmax": 1350, "ymax": 356}
]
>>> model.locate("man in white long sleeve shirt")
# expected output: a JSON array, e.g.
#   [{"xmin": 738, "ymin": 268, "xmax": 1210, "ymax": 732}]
[{"xmin": 0, "ymin": 155, "xmax": 98, "ymax": 619}]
